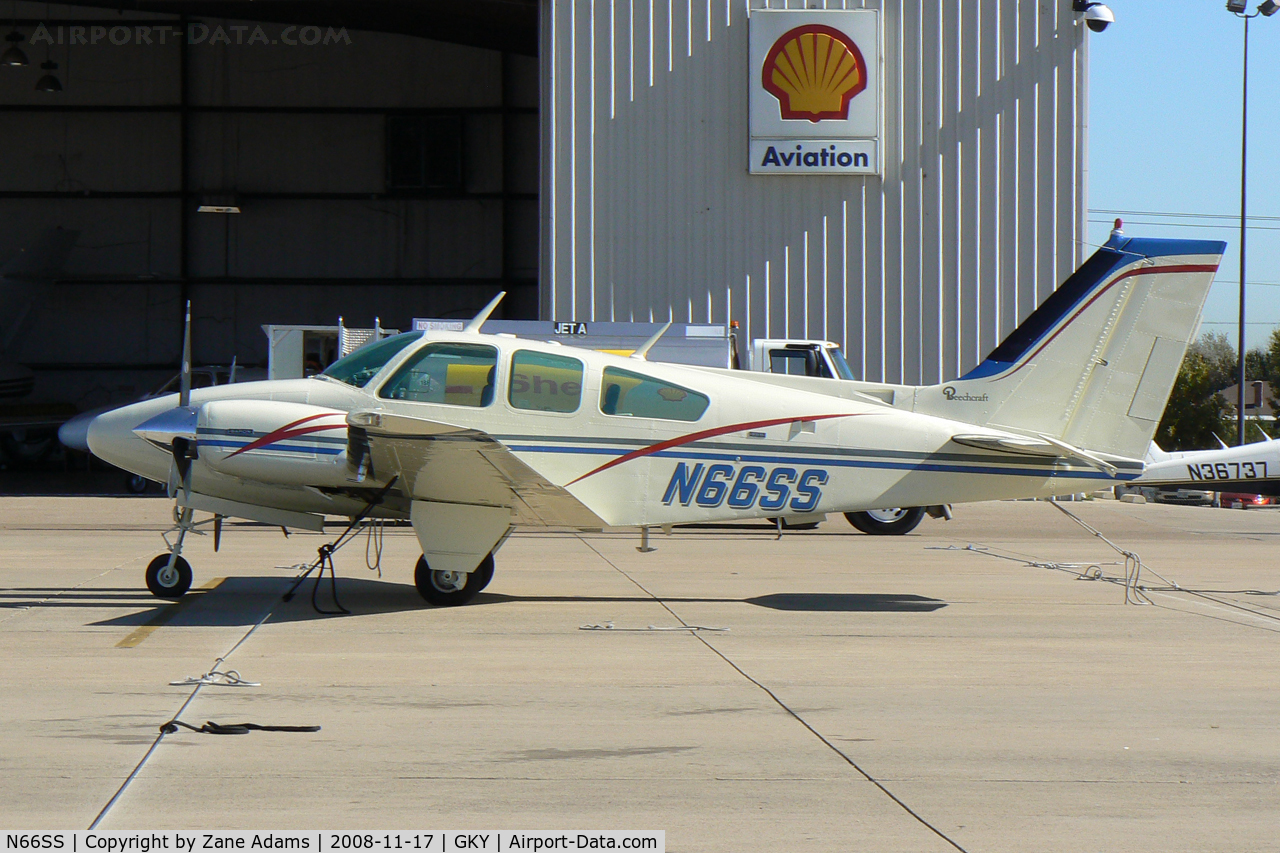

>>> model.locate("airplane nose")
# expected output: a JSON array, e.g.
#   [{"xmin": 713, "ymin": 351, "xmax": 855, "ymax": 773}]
[
  {"xmin": 57, "ymin": 413, "xmax": 93, "ymax": 453},
  {"xmin": 86, "ymin": 397, "xmax": 176, "ymax": 479}
]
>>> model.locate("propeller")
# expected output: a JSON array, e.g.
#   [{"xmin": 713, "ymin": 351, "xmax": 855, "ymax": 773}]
[{"xmin": 169, "ymin": 300, "xmax": 197, "ymax": 501}]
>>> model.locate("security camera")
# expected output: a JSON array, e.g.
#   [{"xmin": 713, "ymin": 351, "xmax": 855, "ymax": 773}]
[{"xmin": 1072, "ymin": 1, "xmax": 1115, "ymax": 31}]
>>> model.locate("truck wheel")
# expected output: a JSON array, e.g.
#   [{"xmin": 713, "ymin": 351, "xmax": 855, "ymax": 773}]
[{"xmin": 845, "ymin": 507, "xmax": 926, "ymax": 535}]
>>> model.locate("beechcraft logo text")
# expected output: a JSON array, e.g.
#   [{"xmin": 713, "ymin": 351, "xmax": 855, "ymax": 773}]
[{"xmin": 942, "ymin": 386, "xmax": 989, "ymax": 402}]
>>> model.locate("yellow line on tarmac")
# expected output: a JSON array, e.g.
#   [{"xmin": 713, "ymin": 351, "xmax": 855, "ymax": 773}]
[{"xmin": 116, "ymin": 578, "xmax": 225, "ymax": 648}]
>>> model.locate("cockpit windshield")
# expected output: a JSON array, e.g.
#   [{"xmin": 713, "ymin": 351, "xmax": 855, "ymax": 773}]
[{"xmin": 319, "ymin": 332, "xmax": 424, "ymax": 388}]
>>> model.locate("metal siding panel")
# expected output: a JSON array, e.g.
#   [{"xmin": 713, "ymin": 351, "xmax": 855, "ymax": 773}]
[
  {"xmin": 900, "ymin": 0, "xmax": 923, "ymax": 384},
  {"xmin": 978, "ymin": 0, "xmax": 1000, "ymax": 362},
  {"xmin": 1035, "ymin": 0, "xmax": 1057, "ymax": 306},
  {"xmin": 1015, "ymin": 0, "xmax": 1037, "ymax": 324},
  {"xmin": 940, "ymin": 1, "xmax": 960, "ymax": 381},
  {"xmin": 1056, "ymin": 10, "xmax": 1081, "ymax": 285},
  {"xmin": 919, "ymin": 0, "xmax": 942, "ymax": 383},
  {"xmin": 844, "ymin": 194, "xmax": 866, "ymax": 377},
  {"xmin": 999, "ymin": 0, "xmax": 1020, "ymax": 339},
  {"xmin": 959, "ymin": 0, "xmax": 980, "ymax": 373},
  {"xmin": 880, "ymin": 1, "xmax": 904, "ymax": 383}
]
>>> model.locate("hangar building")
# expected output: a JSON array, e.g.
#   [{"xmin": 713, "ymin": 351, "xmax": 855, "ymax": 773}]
[{"xmin": 0, "ymin": 0, "xmax": 1089, "ymax": 427}]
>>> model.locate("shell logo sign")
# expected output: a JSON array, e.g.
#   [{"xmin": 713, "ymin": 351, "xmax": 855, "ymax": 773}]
[
  {"xmin": 761, "ymin": 25, "xmax": 868, "ymax": 123},
  {"xmin": 749, "ymin": 11, "xmax": 880, "ymax": 176}
]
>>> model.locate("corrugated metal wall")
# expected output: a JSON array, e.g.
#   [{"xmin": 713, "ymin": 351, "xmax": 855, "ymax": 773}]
[{"xmin": 541, "ymin": 0, "xmax": 1087, "ymax": 384}]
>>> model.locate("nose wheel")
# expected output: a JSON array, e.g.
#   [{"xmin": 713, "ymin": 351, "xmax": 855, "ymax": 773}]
[
  {"xmin": 415, "ymin": 552, "xmax": 495, "ymax": 607},
  {"xmin": 146, "ymin": 554, "xmax": 193, "ymax": 599}
]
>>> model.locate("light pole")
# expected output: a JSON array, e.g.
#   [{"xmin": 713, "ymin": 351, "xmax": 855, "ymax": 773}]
[{"xmin": 1227, "ymin": 0, "xmax": 1278, "ymax": 445}]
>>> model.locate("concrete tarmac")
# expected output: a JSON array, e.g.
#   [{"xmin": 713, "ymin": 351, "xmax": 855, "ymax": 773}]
[{"xmin": 1, "ymin": 495, "xmax": 1277, "ymax": 851}]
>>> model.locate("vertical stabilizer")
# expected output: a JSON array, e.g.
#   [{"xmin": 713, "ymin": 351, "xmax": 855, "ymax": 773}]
[{"xmin": 913, "ymin": 236, "xmax": 1225, "ymax": 459}]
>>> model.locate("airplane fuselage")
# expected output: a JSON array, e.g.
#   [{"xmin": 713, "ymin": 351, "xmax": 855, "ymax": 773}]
[{"xmin": 88, "ymin": 332, "xmax": 1137, "ymax": 529}]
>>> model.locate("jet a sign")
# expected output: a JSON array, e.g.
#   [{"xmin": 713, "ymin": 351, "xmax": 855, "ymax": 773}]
[{"xmin": 749, "ymin": 10, "xmax": 881, "ymax": 175}]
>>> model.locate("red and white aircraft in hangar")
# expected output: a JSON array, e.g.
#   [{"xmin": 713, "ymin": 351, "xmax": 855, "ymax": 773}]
[{"xmin": 87, "ymin": 234, "xmax": 1224, "ymax": 605}]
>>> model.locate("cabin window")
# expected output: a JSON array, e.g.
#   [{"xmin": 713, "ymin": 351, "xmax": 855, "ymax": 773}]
[
  {"xmin": 599, "ymin": 367, "xmax": 709, "ymax": 422},
  {"xmin": 321, "ymin": 332, "xmax": 424, "ymax": 388},
  {"xmin": 509, "ymin": 350, "xmax": 584, "ymax": 413},
  {"xmin": 378, "ymin": 343, "xmax": 498, "ymax": 407}
]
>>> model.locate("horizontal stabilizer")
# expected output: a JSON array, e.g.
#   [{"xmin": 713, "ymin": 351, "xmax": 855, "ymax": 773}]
[
  {"xmin": 950, "ymin": 433, "xmax": 1129, "ymax": 477},
  {"xmin": 950, "ymin": 434, "xmax": 1062, "ymax": 456}
]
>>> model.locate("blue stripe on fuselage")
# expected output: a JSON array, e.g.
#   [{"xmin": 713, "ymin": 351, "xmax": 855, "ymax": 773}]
[
  {"xmin": 197, "ymin": 439, "xmax": 344, "ymax": 456},
  {"xmin": 502, "ymin": 442, "xmax": 1137, "ymax": 481}
]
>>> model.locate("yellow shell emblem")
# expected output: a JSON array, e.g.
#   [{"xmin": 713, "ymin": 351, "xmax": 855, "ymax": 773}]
[{"xmin": 762, "ymin": 24, "xmax": 868, "ymax": 122}]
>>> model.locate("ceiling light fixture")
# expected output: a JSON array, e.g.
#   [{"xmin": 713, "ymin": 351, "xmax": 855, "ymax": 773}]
[
  {"xmin": 34, "ymin": 58, "xmax": 61, "ymax": 92},
  {"xmin": 1, "ymin": 29, "xmax": 27, "ymax": 66}
]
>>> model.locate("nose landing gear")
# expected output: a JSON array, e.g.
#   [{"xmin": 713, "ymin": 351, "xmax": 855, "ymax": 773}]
[{"xmin": 145, "ymin": 505, "xmax": 204, "ymax": 599}]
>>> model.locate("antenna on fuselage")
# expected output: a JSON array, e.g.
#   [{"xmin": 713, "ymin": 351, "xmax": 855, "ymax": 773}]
[
  {"xmin": 464, "ymin": 291, "xmax": 507, "ymax": 333},
  {"xmin": 630, "ymin": 321, "xmax": 672, "ymax": 361}
]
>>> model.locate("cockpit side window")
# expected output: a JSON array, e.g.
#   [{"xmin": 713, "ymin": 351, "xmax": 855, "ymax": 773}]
[
  {"xmin": 509, "ymin": 350, "xmax": 584, "ymax": 413},
  {"xmin": 378, "ymin": 342, "xmax": 498, "ymax": 407},
  {"xmin": 599, "ymin": 366, "xmax": 709, "ymax": 422},
  {"xmin": 321, "ymin": 332, "xmax": 424, "ymax": 388}
]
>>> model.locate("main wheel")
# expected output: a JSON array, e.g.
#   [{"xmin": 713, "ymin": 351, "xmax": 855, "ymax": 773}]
[
  {"xmin": 126, "ymin": 473, "xmax": 150, "ymax": 494},
  {"xmin": 146, "ymin": 554, "xmax": 193, "ymax": 599},
  {"xmin": 414, "ymin": 552, "xmax": 495, "ymax": 607},
  {"xmin": 845, "ymin": 507, "xmax": 926, "ymax": 535}
]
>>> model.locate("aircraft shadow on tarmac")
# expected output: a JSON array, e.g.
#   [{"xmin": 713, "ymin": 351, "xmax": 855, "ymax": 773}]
[{"xmin": 69, "ymin": 576, "xmax": 946, "ymax": 628}]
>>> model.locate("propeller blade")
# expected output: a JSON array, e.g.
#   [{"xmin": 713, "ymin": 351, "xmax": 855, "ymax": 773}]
[
  {"xmin": 214, "ymin": 514, "xmax": 223, "ymax": 552},
  {"xmin": 171, "ymin": 436, "xmax": 197, "ymax": 501},
  {"xmin": 179, "ymin": 300, "xmax": 192, "ymax": 408}
]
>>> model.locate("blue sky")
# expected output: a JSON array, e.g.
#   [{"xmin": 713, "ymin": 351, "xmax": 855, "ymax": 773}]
[{"xmin": 1087, "ymin": 0, "xmax": 1280, "ymax": 352}]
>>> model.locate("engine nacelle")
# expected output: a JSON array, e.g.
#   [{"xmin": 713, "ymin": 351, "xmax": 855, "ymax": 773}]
[{"xmin": 197, "ymin": 399, "xmax": 351, "ymax": 487}]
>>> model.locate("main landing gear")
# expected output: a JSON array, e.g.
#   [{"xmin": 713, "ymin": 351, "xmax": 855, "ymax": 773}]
[
  {"xmin": 845, "ymin": 507, "xmax": 927, "ymax": 535},
  {"xmin": 414, "ymin": 552, "xmax": 495, "ymax": 607}
]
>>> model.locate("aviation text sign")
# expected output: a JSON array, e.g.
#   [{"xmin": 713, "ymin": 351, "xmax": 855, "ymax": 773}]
[{"xmin": 748, "ymin": 10, "xmax": 881, "ymax": 175}]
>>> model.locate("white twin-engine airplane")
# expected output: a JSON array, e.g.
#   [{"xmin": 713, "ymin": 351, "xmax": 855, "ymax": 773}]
[{"xmin": 87, "ymin": 234, "xmax": 1224, "ymax": 606}]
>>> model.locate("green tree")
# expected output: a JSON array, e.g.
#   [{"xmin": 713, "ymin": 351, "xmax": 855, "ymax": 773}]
[
  {"xmin": 1266, "ymin": 328, "xmax": 1280, "ymax": 412},
  {"xmin": 1155, "ymin": 351, "xmax": 1232, "ymax": 451},
  {"xmin": 1188, "ymin": 331, "xmax": 1237, "ymax": 392}
]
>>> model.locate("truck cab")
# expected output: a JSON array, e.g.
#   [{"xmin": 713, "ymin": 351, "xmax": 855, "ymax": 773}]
[{"xmin": 750, "ymin": 339, "xmax": 855, "ymax": 380}]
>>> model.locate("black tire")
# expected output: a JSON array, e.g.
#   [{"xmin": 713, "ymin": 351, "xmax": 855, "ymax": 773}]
[
  {"xmin": 146, "ymin": 554, "xmax": 193, "ymax": 599},
  {"xmin": 845, "ymin": 507, "xmax": 926, "ymax": 535},
  {"xmin": 126, "ymin": 474, "xmax": 150, "ymax": 494},
  {"xmin": 414, "ymin": 552, "xmax": 494, "ymax": 606}
]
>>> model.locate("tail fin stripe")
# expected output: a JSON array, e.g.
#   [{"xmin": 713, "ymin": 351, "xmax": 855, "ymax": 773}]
[{"xmin": 974, "ymin": 263, "xmax": 1218, "ymax": 381}]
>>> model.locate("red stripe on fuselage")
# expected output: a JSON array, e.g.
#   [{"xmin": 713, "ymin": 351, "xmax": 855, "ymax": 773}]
[
  {"xmin": 565, "ymin": 413, "xmax": 862, "ymax": 485},
  {"xmin": 222, "ymin": 412, "xmax": 347, "ymax": 459}
]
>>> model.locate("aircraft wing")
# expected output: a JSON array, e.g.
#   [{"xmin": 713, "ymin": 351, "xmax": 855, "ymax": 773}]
[{"xmin": 348, "ymin": 410, "xmax": 607, "ymax": 528}]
